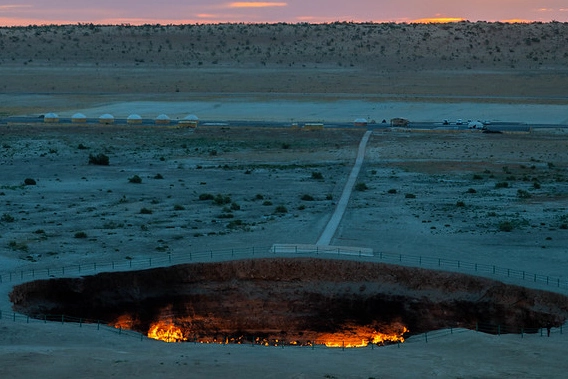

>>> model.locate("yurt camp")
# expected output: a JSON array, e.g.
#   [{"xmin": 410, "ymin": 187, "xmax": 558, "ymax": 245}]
[
  {"xmin": 178, "ymin": 114, "xmax": 199, "ymax": 128},
  {"xmin": 71, "ymin": 113, "xmax": 87, "ymax": 123},
  {"xmin": 43, "ymin": 112, "xmax": 59, "ymax": 123},
  {"xmin": 99, "ymin": 114, "xmax": 114, "ymax": 125},
  {"xmin": 127, "ymin": 114, "xmax": 143, "ymax": 125},
  {"xmin": 155, "ymin": 114, "xmax": 171, "ymax": 125}
]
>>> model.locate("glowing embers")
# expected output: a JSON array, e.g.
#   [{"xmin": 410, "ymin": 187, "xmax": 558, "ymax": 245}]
[
  {"xmin": 148, "ymin": 321, "xmax": 187, "ymax": 343},
  {"xmin": 319, "ymin": 323, "xmax": 409, "ymax": 348}
]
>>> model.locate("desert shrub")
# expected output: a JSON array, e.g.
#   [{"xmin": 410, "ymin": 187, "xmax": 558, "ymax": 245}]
[
  {"xmin": 275, "ymin": 205, "xmax": 288, "ymax": 213},
  {"xmin": 154, "ymin": 173, "xmax": 164, "ymax": 179},
  {"xmin": 24, "ymin": 178, "xmax": 36, "ymax": 185},
  {"xmin": 1, "ymin": 213, "xmax": 15, "ymax": 223},
  {"xmin": 88, "ymin": 153, "xmax": 109, "ymax": 166},
  {"xmin": 128, "ymin": 175, "xmax": 142, "ymax": 184},
  {"xmin": 298, "ymin": 204, "xmax": 306, "ymax": 210},
  {"xmin": 301, "ymin": 194, "xmax": 315, "ymax": 201},
  {"xmin": 405, "ymin": 193, "xmax": 416, "ymax": 199},
  {"xmin": 311, "ymin": 171, "xmax": 324, "ymax": 180},
  {"xmin": 255, "ymin": 194, "xmax": 264, "ymax": 200},
  {"xmin": 214, "ymin": 194, "xmax": 231, "ymax": 205},
  {"xmin": 77, "ymin": 143, "xmax": 89, "ymax": 150},
  {"xmin": 173, "ymin": 204, "xmax": 185, "ymax": 211},
  {"xmin": 74, "ymin": 231, "xmax": 88, "ymax": 239},
  {"xmin": 8, "ymin": 241, "xmax": 28, "ymax": 252},
  {"xmin": 217, "ymin": 213, "xmax": 234, "ymax": 219},
  {"xmin": 262, "ymin": 200, "xmax": 273, "ymax": 206},
  {"xmin": 140, "ymin": 207, "xmax": 153, "ymax": 214},
  {"xmin": 230, "ymin": 202, "xmax": 240, "ymax": 210},
  {"xmin": 227, "ymin": 219, "xmax": 243, "ymax": 229},
  {"xmin": 533, "ymin": 181, "xmax": 541, "ymax": 189},
  {"xmin": 355, "ymin": 182, "xmax": 368, "ymax": 191},
  {"xmin": 517, "ymin": 189, "xmax": 532, "ymax": 199},
  {"xmin": 498, "ymin": 221, "xmax": 514, "ymax": 232},
  {"xmin": 473, "ymin": 174, "xmax": 483, "ymax": 180},
  {"xmin": 281, "ymin": 142, "xmax": 291, "ymax": 149},
  {"xmin": 387, "ymin": 188, "xmax": 397, "ymax": 194},
  {"xmin": 456, "ymin": 201, "xmax": 466, "ymax": 207},
  {"xmin": 495, "ymin": 181, "xmax": 509, "ymax": 189},
  {"xmin": 199, "ymin": 193, "xmax": 215, "ymax": 201},
  {"xmin": 466, "ymin": 188, "xmax": 477, "ymax": 194},
  {"xmin": 326, "ymin": 193, "xmax": 333, "ymax": 200}
]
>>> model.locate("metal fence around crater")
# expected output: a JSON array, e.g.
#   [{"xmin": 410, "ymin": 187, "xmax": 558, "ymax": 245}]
[{"xmin": 1, "ymin": 245, "xmax": 567, "ymax": 296}]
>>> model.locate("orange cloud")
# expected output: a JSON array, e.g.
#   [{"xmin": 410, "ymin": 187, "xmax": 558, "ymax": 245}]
[
  {"xmin": 228, "ymin": 2, "xmax": 287, "ymax": 8},
  {"xmin": 412, "ymin": 17, "xmax": 465, "ymax": 23}
]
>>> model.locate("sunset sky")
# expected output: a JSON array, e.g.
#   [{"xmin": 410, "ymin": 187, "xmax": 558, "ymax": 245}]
[{"xmin": 1, "ymin": 1, "xmax": 567, "ymax": 26}]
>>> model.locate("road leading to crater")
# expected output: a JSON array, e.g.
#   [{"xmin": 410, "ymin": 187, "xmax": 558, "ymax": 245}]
[{"xmin": 317, "ymin": 130, "xmax": 373, "ymax": 246}]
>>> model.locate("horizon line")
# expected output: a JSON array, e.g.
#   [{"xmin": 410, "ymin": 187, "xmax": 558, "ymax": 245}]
[{"xmin": 0, "ymin": 18, "xmax": 557, "ymax": 28}]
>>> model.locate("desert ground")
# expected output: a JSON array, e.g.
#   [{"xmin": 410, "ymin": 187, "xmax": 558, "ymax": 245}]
[{"xmin": 1, "ymin": 22, "xmax": 568, "ymax": 378}]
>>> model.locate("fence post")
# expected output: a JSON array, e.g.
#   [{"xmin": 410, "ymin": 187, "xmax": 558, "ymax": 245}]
[
  {"xmin": 498, "ymin": 325, "xmax": 500, "ymax": 336},
  {"xmin": 62, "ymin": 266, "xmax": 65, "ymax": 275},
  {"xmin": 492, "ymin": 265, "xmax": 495, "ymax": 274},
  {"xmin": 149, "ymin": 258, "xmax": 152, "ymax": 267},
  {"xmin": 32, "ymin": 269, "xmax": 34, "ymax": 278},
  {"xmin": 438, "ymin": 258, "xmax": 441, "ymax": 267},
  {"xmin": 47, "ymin": 268, "xmax": 50, "ymax": 277},
  {"xmin": 424, "ymin": 332, "xmax": 428, "ymax": 343},
  {"xmin": 61, "ymin": 315, "xmax": 64, "ymax": 325},
  {"xmin": 13, "ymin": 312, "xmax": 16, "ymax": 322},
  {"xmin": 521, "ymin": 328, "xmax": 524, "ymax": 338},
  {"xmin": 0, "ymin": 310, "xmax": 2, "ymax": 319}
]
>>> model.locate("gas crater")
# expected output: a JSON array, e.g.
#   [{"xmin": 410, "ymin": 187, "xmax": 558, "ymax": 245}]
[{"xmin": 9, "ymin": 258, "xmax": 568, "ymax": 347}]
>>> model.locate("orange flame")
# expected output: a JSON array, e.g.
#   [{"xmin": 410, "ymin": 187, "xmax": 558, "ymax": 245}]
[
  {"xmin": 319, "ymin": 324, "xmax": 408, "ymax": 348},
  {"xmin": 147, "ymin": 321, "xmax": 187, "ymax": 343}
]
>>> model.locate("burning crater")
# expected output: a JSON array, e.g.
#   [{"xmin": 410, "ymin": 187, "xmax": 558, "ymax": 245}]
[{"xmin": 9, "ymin": 258, "xmax": 568, "ymax": 347}]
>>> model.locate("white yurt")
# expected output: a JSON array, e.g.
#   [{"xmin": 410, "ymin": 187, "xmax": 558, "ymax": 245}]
[
  {"xmin": 178, "ymin": 114, "xmax": 199, "ymax": 128},
  {"xmin": 155, "ymin": 114, "xmax": 170, "ymax": 125},
  {"xmin": 354, "ymin": 118, "xmax": 368, "ymax": 127},
  {"xmin": 44, "ymin": 112, "xmax": 59, "ymax": 123},
  {"xmin": 127, "ymin": 114, "xmax": 143, "ymax": 125},
  {"xmin": 99, "ymin": 113, "xmax": 114, "ymax": 124},
  {"xmin": 71, "ymin": 113, "xmax": 87, "ymax": 123},
  {"xmin": 468, "ymin": 121, "xmax": 484, "ymax": 129}
]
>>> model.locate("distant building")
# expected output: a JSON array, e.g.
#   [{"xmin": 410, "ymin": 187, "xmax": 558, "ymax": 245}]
[
  {"xmin": 354, "ymin": 118, "xmax": 368, "ymax": 127},
  {"xmin": 155, "ymin": 114, "xmax": 170, "ymax": 125},
  {"xmin": 99, "ymin": 114, "xmax": 115, "ymax": 124},
  {"xmin": 178, "ymin": 114, "xmax": 199, "ymax": 128},
  {"xmin": 44, "ymin": 112, "xmax": 59, "ymax": 123},
  {"xmin": 71, "ymin": 113, "xmax": 87, "ymax": 123},
  {"xmin": 127, "ymin": 114, "xmax": 143, "ymax": 125}
]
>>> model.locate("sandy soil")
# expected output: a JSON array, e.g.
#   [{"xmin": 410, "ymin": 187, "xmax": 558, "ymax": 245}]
[{"xmin": 1, "ymin": 22, "xmax": 568, "ymax": 378}]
